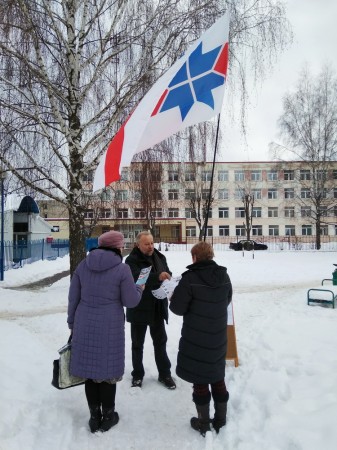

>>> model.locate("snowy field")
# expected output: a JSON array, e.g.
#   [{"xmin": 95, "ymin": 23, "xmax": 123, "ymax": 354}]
[{"xmin": 1, "ymin": 250, "xmax": 337, "ymax": 450}]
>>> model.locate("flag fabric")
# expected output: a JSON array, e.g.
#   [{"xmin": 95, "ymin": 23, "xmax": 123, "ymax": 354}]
[{"xmin": 93, "ymin": 13, "xmax": 230, "ymax": 191}]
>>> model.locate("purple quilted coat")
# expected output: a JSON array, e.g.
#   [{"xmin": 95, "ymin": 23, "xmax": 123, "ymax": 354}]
[{"xmin": 67, "ymin": 248, "xmax": 142, "ymax": 380}]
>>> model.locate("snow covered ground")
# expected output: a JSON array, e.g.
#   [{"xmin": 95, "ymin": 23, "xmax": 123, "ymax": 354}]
[{"xmin": 1, "ymin": 250, "xmax": 337, "ymax": 450}]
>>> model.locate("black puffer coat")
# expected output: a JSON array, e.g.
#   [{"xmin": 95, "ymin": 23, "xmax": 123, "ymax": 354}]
[
  {"xmin": 169, "ymin": 259, "xmax": 232, "ymax": 384},
  {"xmin": 125, "ymin": 247, "xmax": 171, "ymax": 325}
]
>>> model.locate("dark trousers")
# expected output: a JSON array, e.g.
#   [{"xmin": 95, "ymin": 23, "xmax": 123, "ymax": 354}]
[
  {"xmin": 131, "ymin": 320, "xmax": 171, "ymax": 379},
  {"xmin": 85, "ymin": 380, "xmax": 116, "ymax": 410}
]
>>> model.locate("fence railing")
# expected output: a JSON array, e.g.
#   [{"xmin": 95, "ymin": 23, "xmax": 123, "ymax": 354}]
[
  {"xmin": 1, "ymin": 238, "xmax": 99, "ymax": 272},
  {"xmin": 154, "ymin": 235, "xmax": 337, "ymax": 252}
]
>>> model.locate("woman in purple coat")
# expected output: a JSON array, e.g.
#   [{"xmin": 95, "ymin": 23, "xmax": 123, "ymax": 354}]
[{"xmin": 67, "ymin": 231, "xmax": 143, "ymax": 433}]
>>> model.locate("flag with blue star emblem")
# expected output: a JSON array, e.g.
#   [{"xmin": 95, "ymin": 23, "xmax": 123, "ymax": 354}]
[{"xmin": 94, "ymin": 13, "xmax": 229, "ymax": 191}]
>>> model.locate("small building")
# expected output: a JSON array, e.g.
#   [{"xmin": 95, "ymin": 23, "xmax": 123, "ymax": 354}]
[{"xmin": 2, "ymin": 196, "xmax": 53, "ymax": 263}]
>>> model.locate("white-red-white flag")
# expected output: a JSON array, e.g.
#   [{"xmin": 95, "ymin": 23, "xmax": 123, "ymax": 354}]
[{"xmin": 93, "ymin": 13, "xmax": 230, "ymax": 191}]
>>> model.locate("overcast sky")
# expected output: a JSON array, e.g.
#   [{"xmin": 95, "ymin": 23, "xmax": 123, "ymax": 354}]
[{"xmin": 220, "ymin": 0, "xmax": 337, "ymax": 162}]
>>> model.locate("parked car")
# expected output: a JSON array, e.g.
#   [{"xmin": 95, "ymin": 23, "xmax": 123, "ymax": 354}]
[{"xmin": 229, "ymin": 240, "xmax": 268, "ymax": 251}]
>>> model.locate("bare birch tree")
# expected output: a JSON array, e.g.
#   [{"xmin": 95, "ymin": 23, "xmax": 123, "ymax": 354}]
[
  {"xmin": 270, "ymin": 65, "xmax": 337, "ymax": 249},
  {"xmin": 0, "ymin": 0, "xmax": 291, "ymax": 274}
]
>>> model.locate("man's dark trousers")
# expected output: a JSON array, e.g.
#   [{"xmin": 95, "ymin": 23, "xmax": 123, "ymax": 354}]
[{"xmin": 131, "ymin": 320, "xmax": 171, "ymax": 379}]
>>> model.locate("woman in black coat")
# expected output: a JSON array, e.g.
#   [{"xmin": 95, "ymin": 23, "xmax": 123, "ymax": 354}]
[{"xmin": 170, "ymin": 241, "xmax": 232, "ymax": 436}]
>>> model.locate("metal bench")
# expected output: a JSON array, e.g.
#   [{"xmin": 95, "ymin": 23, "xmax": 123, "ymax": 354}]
[{"xmin": 307, "ymin": 282, "xmax": 337, "ymax": 309}]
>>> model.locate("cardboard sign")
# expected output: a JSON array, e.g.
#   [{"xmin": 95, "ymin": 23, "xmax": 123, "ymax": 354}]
[{"xmin": 226, "ymin": 302, "xmax": 239, "ymax": 367}]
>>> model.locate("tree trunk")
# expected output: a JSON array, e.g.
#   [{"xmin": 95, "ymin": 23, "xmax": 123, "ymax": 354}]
[
  {"xmin": 68, "ymin": 205, "xmax": 86, "ymax": 277},
  {"xmin": 315, "ymin": 220, "xmax": 321, "ymax": 250}
]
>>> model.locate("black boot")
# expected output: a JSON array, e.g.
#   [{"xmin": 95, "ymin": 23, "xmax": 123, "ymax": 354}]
[
  {"xmin": 100, "ymin": 408, "xmax": 119, "ymax": 432},
  {"xmin": 212, "ymin": 392, "xmax": 229, "ymax": 434},
  {"xmin": 88, "ymin": 406, "xmax": 102, "ymax": 433},
  {"xmin": 190, "ymin": 403, "xmax": 211, "ymax": 437}
]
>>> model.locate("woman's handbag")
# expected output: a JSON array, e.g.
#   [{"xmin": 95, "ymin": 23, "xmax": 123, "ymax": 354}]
[{"xmin": 52, "ymin": 336, "xmax": 85, "ymax": 389}]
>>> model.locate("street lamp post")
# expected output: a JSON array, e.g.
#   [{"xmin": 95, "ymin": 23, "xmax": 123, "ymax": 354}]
[{"xmin": 0, "ymin": 172, "xmax": 5, "ymax": 281}]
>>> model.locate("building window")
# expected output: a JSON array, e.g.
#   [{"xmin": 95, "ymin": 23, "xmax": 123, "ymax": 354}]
[
  {"xmin": 101, "ymin": 189, "xmax": 112, "ymax": 202},
  {"xmin": 269, "ymin": 225, "xmax": 279, "ymax": 236},
  {"xmin": 252, "ymin": 225, "xmax": 262, "ymax": 236},
  {"xmin": 171, "ymin": 225, "xmax": 180, "ymax": 238},
  {"xmin": 301, "ymin": 188, "xmax": 311, "ymax": 199},
  {"xmin": 153, "ymin": 190, "xmax": 162, "ymax": 200},
  {"xmin": 100, "ymin": 208, "xmax": 111, "ymax": 218},
  {"xmin": 235, "ymin": 207, "xmax": 245, "ymax": 218},
  {"xmin": 185, "ymin": 208, "xmax": 195, "ymax": 218},
  {"xmin": 168, "ymin": 208, "xmax": 179, "ymax": 218},
  {"xmin": 320, "ymin": 226, "xmax": 328, "ymax": 236},
  {"xmin": 219, "ymin": 225, "xmax": 229, "ymax": 236},
  {"xmin": 316, "ymin": 170, "xmax": 327, "ymax": 181},
  {"xmin": 235, "ymin": 188, "xmax": 244, "ymax": 200},
  {"xmin": 185, "ymin": 171, "xmax": 196, "ymax": 182},
  {"xmin": 133, "ymin": 190, "xmax": 141, "ymax": 200},
  {"xmin": 284, "ymin": 188, "xmax": 295, "ymax": 199},
  {"xmin": 219, "ymin": 207, "xmax": 229, "ymax": 218},
  {"xmin": 120, "ymin": 170, "xmax": 128, "ymax": 181},
  {"xmin": 186, "ymin": 226, "xmax": 196, "ymax": 237},
  {"xmin": 267, "ymin": 170, "xmax": 278, "ymax": 181},
  {"xmin": 302, "ymin": 225, "xmax": 312, "ymax": 236},
  {"xmin": 185, "ymin": 189, "xmax": 195, "ymax": 200},
  {"xmin": 218, "ymin": 189, "xmax": 229, "ymax": 200},
  {"xmin": 201, "ymin": 171, "xmax": 212, "ymax": 181},
  {"xmin": 152, "ymin": 209, "xmax": 163, "ymax": 218},
  {"xmin": 218, "ymin": 170, "xmax": 228, "ymax": 181},
  {"xmin": 117, "ymin": 208, "xmax": 128, "ymax": 218},
  {"xmin": 203, "ymin": 208, "xmax": 212, "ymax": 219},
  {"xmin": 284, "ymin": 207, "xmax": 295, "ymax": 218},
  {"xmin": 334, "ymin": 188, "xmax": 337, "ymax": 198},
  {"xmin": 318, "ymin": 206, "xmax": 328, "ymax": 217},
  {"xmin": 301, "ymin": 207, "xmax": 311, "ymax": 217},
  {"xmin": 116, "ymin": 190, "xmax": 128, "ymax": 201},
  {"xmin": 268, "ymin": 207, "xmax": 278, "ymax": 218},
  {"xmin": 335, "ymin": 225, "xmax": 337, "ymax": 235},
  {"xmin": 84, "ymin": 209, "xmax": 94, "ymax": 219},
  {"xmin": 168, "ymin": 189, "xmax": 179, "ymax": 200},
  {"xmin": 268, "ymin": 189, "xmax": 278, "ymax": 199},
  {"xmin": 133, "ymin": 170, "xmax": 142, "ymax": 182},
  {"xmin": 168, "ymin": 171, "xmax": 179, "ymax": 182},
  {"xmin": 284, "ymin": 170, "xmax": 294, "ymax": 181},
  {"xmin": 151, "ymin": 172, "xmax": 161, "ymax": 182},
  {"xmin": 319, "ymin": 188, "xmax": 328, "ymax": 199},
  {"xmin": 235, "ymin": 225, "xmax": 246, "ymax": 237},
  {"xmin": 333, "ymin": 170, "xmax": 337, "ymax": 180},
  {"xmin": 234, "ymin": 170, "xmax": 244, "ymax": 181},
  {"xmin": 252, "ymin": 207, "xmax": 262, "ymax": 218},
  {"xmin": 251, "ymin": 170, "xmax": 261, "ymax": 181},
  {"xmin": 252, "ymin": 189, "xmax": 262, "ymax": 199},
  {"xmin": 201, "ymin": 190, "xmax": 209, "ymax": 200},
  {"xmin": 285, "ymin": 225, "xmax": 295, "ymax": 236},
  {"xmin": 300, "ymin": 170, "xmax": 311, "ymax": 181},
  {"xmin": 205, "ymin": 226, "xmax": 213, "ymax": 237},
  {"xmin": 134, "ymin": 209, "xmax": 145, "ymax": 219}
]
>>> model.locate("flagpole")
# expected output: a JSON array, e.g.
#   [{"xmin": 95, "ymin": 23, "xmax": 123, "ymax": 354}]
[{"xmin": 203, "ymin": 114, "xmax": 221, "ymax": 242}]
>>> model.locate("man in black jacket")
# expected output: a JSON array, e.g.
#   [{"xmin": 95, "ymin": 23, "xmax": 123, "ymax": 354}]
[{"xmin": 125, "ymin": 231, "xmax": 176, "ymax": 390}]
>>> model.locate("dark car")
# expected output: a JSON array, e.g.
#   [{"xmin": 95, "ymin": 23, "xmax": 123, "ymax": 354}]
[{"xmin": 229, "ymin": 240, "xmax": 268, "ymax": 251}]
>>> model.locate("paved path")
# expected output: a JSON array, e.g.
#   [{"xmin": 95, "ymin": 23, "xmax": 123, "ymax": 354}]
[{"xmin": 4, "ymin": 270, "xmax": 70, "ymax": 291}]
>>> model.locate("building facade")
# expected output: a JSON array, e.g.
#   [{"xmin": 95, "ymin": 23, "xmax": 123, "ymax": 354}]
[{"xmin": 38, "ymin": 160, "xmax": 337, "ymax": 245}]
